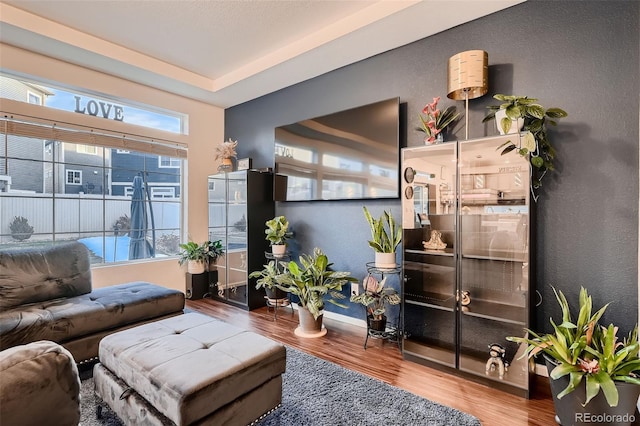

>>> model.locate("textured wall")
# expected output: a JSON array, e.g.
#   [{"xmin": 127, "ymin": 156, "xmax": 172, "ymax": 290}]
[{"xmin": 225, "ymin": 1, "xmax": 639, "ymax": 332}]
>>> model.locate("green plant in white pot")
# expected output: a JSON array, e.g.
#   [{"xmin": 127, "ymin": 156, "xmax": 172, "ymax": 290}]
[
  {"xmin": 363, "ymin": 206, "xmax": 401, "ymax": 269},
  {"xmin": 482, "ymin": 94, "xmax": 568, "ymax": 201},
  {"xmin": 507, "ymin": 287, "xmax": 640, "ymax": 425},
  {"xmin": 265, "ymin": 215, "xmax": 293, "ymax": 257},
  {"xmin": 178, "ymin": 241, "xmax": 207, "ymax": 274},
  {"xmin": 275, "ymin": 248, "xmax": 357, "ymax": 337}
]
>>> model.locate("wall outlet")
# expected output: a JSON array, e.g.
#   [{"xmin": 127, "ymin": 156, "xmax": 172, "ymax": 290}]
[{"xmin": 351, "ymin": 282, "xmax": 359, "ymax": 296}]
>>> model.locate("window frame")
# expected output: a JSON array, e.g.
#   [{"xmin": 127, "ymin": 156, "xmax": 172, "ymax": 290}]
[{"xmin": 66, "ymin": 169, "xmax": 82, "ymax": 185}]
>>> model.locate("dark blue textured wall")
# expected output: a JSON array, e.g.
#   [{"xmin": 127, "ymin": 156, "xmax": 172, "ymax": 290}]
[{"xmin": 225, "ymin": 1, "xmax": 639, "ymax": 332}]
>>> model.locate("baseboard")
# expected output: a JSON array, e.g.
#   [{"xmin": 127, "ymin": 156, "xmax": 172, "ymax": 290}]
[
  {"xmin": 312, "ymin": 307, "xmax": 553, "ymax": 378},
  {"xmin": 289, "ymin": 304, "xmax": 367, "ymax": 328}
]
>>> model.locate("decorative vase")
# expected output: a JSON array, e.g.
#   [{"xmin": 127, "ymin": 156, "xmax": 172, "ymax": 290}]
[
  {"xmin": 494, "ymin": 109, "xmax": 524, "ymax": 135},
  {"xmin": 374, "ymin": 252, "xmax": 396, "ymax": 269},
  {"xmin": 218, "ymin": 157, "xmax": 234, "ymax": 172},
  {"xmin": 187, "ymin": 260, "xmax": 204, "ymax": 274},
  {"xmin": 424, "ymin": 133, "xmax": 444, "ymax": 145},
  {"xmin": 544, "ymin": 356, "xmax": 640, "ymax": 426}
]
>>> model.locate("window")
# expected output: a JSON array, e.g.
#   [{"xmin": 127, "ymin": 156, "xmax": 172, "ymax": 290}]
[
  {"xmin": 66, "ymin": 170, "xmax": 82, "ymax": 184},
  {"xmin": 76, "ymin": 145, "xmax": 98, "ymax": 155},
  {"xmin": 158, "ymin": 156, "xmax": 180, "ymax": 168},
  {"xmin": 27, "ymin": 91, "xmax": 42, "ymax": 105},
  {"xmin": 151, "ymin": 187, "xmax": 176, "ymax": 198},
  {"xmin": 0, "ymin": 74, "xmax": 187, "ymax": 265}
]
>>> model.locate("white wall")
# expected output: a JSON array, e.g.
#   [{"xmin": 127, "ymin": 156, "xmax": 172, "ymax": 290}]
[{"xmin": 1, "ymin": 43, "xmax": 223, "ymax": 292}]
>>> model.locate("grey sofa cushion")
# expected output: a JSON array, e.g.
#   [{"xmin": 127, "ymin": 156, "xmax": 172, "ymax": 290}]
[
  {"xmin": 0, "ymin": 281, "xmax": 185, "ymax": 353},
  {"xmin": 0, "ymin": 241, "xmax": 91, "ymax": 310},
  {"xmin": 0, "ymin": 340, "xmax": 81, "ymax": 426}
]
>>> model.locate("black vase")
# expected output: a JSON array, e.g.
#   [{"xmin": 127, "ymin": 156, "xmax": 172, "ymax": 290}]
[{"xmin": 544, "ymin": 356, "xmax": 640, "ymax": 425}]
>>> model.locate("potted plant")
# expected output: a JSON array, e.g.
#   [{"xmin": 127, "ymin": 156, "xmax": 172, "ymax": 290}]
[
  {"xmin": 275, "ymin": 247, "xmax": 357, "ymax": 337},
  {"xmin": 178, "ymin": 241, "xmax": 206, "ymax": 274},
  {"xmin": 507, "ymin": 287, "xmax": 640, "ymax": 425},
  {"xmin": 249, "ymin": 260, "xmax": 288, "ymax": 302},
  {"xmin": 363, "ymin": 206, "xmax": 401, "ymax": 269},
  {"xmin": 265, "ymin": 215, "xmax": 293, "ymax": 257},
  {"xmin": 482, "ymin": 94, "xmax": 568, "ymax": 200},
  {"xmin": 416, "ymin": 96, "xmax": 460, "ymax": 144},
  {"xmin": 214, "ymin": 138, "xmax": 238, "ymax": 170},
  {"xmin": 202, "ymin": 239, "xmax": 224, "ymax": 270},
  {"xmin": 350, "ymin": 275, "xmax": 401, "ymax": 332}
]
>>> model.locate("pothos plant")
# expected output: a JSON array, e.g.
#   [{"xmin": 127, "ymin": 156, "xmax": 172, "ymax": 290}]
[{"xmin": 482, "ymin": 94, "xmax": 568, "ymax": 201}]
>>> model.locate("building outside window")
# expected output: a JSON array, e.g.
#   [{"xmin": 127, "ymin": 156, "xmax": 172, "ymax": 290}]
[{"xmin": 0, "ymin": 74, "xmax": 187, "ymax": 265}]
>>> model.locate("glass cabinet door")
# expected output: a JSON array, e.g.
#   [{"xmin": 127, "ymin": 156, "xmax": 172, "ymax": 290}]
[
  {"xmin": 457, "ymin": 136, "xmax": 530, "ymax": 391},
  {"xmin": 224, "ymin": 172, "xmax": 248, "ymax": 305},
  {"xmin": 401, "ymin": 143, "xmax": 457, "ymax": 368}
]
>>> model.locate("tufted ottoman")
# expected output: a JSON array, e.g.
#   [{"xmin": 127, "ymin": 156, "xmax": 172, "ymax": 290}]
[{"xmin": 93, "ymin": 312, "xmax": 286, "ymax": 425}]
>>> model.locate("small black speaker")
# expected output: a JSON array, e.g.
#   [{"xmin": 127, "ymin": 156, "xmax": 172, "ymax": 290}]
[{"xmin": 186, "ymin": 272, "xmax": 208, "ymax": 300}]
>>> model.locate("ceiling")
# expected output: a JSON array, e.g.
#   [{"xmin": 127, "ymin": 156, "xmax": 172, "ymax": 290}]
[{"xmin": 0, "ymin": 0, "xmax": 524, "ymax": 108}]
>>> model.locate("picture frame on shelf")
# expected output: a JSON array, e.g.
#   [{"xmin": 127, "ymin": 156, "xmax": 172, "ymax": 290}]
[{"xmin": 238, "ymin": 157, "xmax": 252, "ymax": 170}]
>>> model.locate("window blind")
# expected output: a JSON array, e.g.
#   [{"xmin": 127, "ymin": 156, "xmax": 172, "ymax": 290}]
[{"xmin": 0, "ymin": 116, "xmax": 187, "ymax": 158}]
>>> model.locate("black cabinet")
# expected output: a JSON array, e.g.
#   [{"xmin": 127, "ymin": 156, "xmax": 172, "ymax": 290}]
[
  {"xmin": 401, "ymin": 135, "xmax": 534, "ymax": 397},
  {"xmin": 208, "ymin": 170, "xmax": 274, "ymax": 310}
]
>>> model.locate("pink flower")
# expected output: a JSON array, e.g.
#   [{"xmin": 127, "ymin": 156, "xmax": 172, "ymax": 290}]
[
  {"xmin": 578, "ymin": 358, "xmax": 600, "ymax": 374},
  {"xmin": 428, "ymin": 96, "xmax": 440, "ymax": 112},
  {"xmin": 426, "ymin": 135, "xmax": 436, "ymax": 144},
  {"xmin": 427, "ymin": 120, "xmax": 436, "ymax": 129}
]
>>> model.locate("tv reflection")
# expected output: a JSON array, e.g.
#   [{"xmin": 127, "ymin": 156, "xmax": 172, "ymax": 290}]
[{"xmin": 274, "ymin": 98, "xmax": 400, "ymax": 202}]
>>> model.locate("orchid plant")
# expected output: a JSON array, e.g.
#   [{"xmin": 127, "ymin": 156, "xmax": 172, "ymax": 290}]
[
  {"xmin": 416, "ymin": 96, "xmax": 460, "ymax": 143},
  {"xmin": 214, "ymin": 138, "xmax": 238, "ymax": 161}
]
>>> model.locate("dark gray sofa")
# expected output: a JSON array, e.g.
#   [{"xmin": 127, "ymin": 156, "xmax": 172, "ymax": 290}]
[{"xmin": 0, "ymin": 241, "xmax": 185, "ymax": 362}]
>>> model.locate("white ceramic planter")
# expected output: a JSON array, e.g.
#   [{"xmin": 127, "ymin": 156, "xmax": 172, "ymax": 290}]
[
  {"xmin": 187, "ymin": 260, "xmax": 205, "ymax": 274},
  {"xmin": 495, "ymin": 109, "xmax": 524, "ymax": 135},
  {"xmin": 271, "ymin": 244, "xmax": 286, "ymax": 257},
  {"xmin": 374, "ymin": 252, "xmax": 396, "ymax": 269}
]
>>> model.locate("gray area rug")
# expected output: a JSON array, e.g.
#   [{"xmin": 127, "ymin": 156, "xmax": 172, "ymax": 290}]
[{"xmin": 79, "ymin": 347, "xmax": 480, "ymax": 426}]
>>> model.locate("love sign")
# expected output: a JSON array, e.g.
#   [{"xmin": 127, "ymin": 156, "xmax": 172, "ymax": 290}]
[{"xmin": 74, "ymin": 96, "xmax": 124, "ymax": 121}]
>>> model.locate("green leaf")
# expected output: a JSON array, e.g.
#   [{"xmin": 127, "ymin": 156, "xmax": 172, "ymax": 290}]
[
  {"xmin": 531, "ymin": 156, "xmax": 544, "ymax": 168},
  {"xmin": 527, "ymin": 104, "xmax": 545, "ymax": 119},
  {"xmin": 546, "ymin": 108, "xmax": 568, "ymax": 118},
  {"xmin": 500, "ymin": 145, "xmax": 517, "ymax": 155}
]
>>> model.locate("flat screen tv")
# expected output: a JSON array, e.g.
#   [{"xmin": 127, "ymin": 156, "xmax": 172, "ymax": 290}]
[{"xmin": 274, "ymin": 97, "xmax": 400, "ymax": 202}]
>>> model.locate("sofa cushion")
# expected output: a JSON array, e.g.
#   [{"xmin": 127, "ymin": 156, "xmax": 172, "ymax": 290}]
[
  {"xmin": 0, "ymin": 281, "xmax": 185, "ymax": 352},
  {"xmin": 0, "ymin": 340, "xmax": 81, "ymax": 426},
  {"xmin": 0, "ymin": 241, "xmax": 91, "ymax": 310}
]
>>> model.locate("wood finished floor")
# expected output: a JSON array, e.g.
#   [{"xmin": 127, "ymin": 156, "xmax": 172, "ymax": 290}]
[{"xmin": 186, "ymin": 298, "xmax": 557, "ymax": 426}]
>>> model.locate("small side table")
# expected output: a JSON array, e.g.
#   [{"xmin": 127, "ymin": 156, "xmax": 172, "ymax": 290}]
[
  {"xmin": 263, "ymin": 251, "xmax": 294, "ymax": 319},
  {"xmin": 362, "ymin": 262, "xmax": 402, "ymax": 351}
]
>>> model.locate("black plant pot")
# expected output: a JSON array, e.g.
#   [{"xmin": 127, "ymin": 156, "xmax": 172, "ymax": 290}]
[
  {"xmin": 544, "ymin": 355, "xmax": 640, "ymax": 425},
  {"xmin": 367, "ymin": 315, "xmax": 387, "ymax": 332},
  {"xmin": 265, "ymin": 287, "xmax": 287, "ymax": 301}
]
